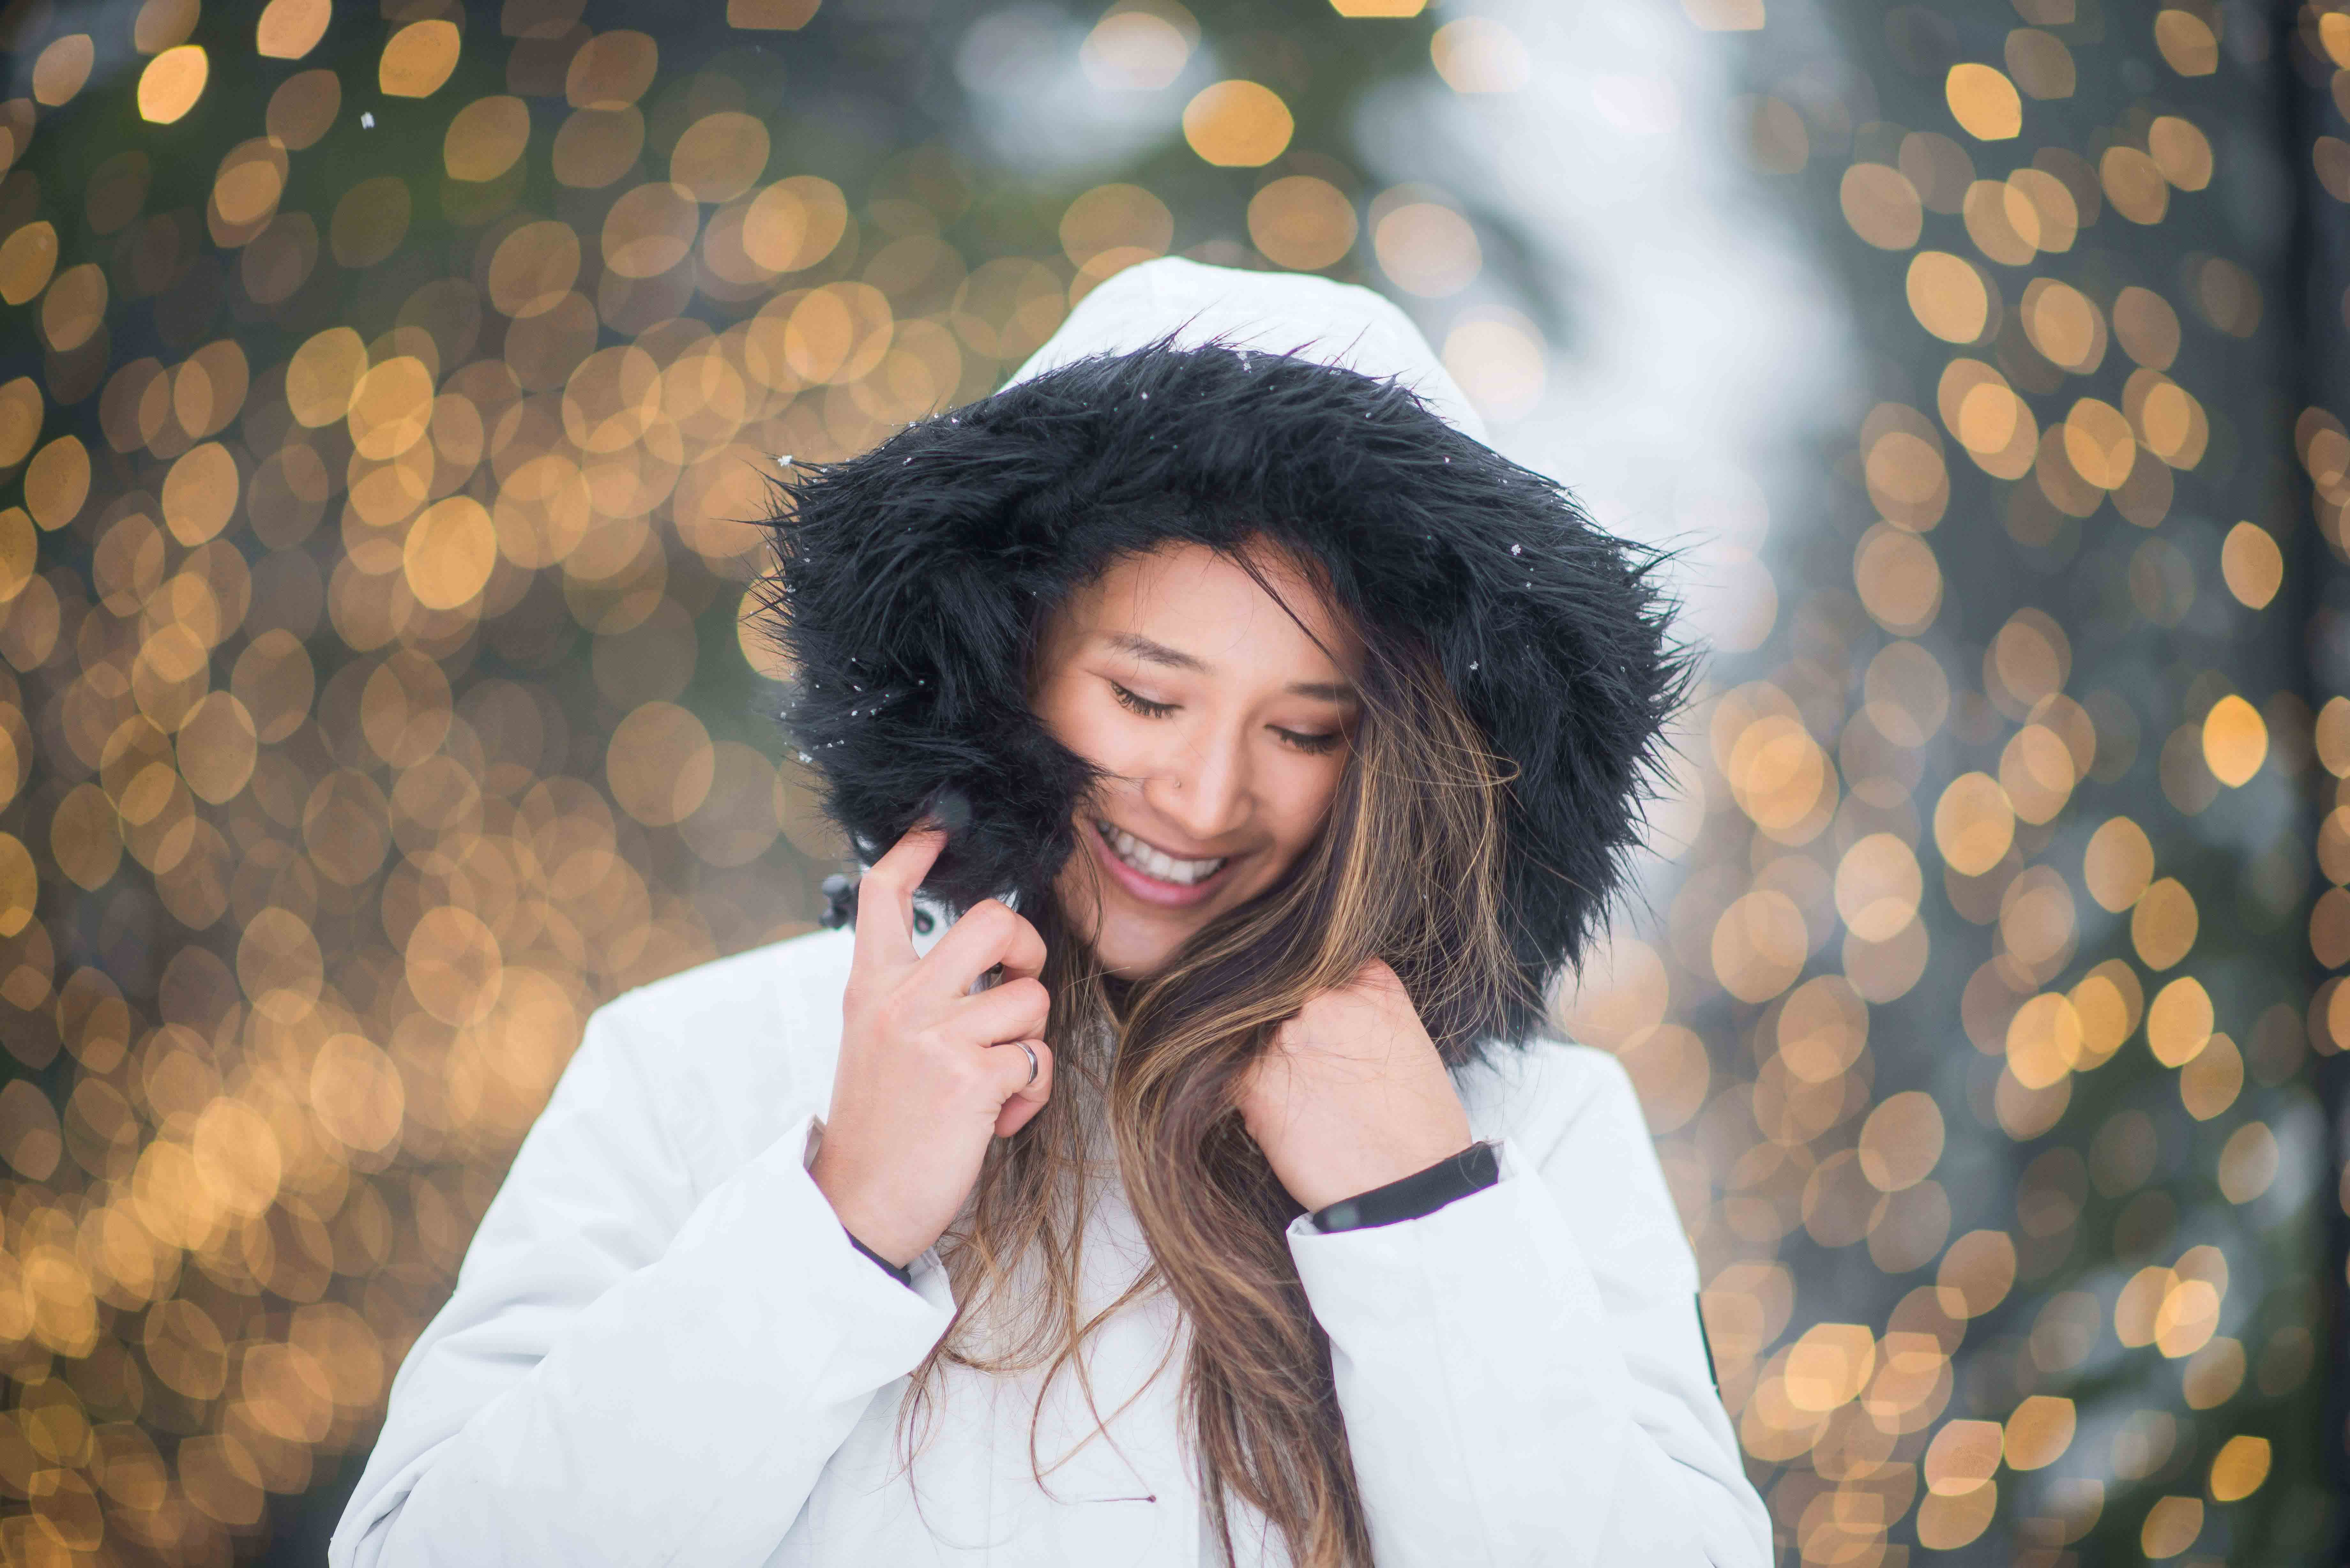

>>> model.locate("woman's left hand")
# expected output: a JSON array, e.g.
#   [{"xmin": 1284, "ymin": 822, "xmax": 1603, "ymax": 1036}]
[{"xmin": 1234, "ymin": 958, "xmax": 1475, "ymax": 1213}]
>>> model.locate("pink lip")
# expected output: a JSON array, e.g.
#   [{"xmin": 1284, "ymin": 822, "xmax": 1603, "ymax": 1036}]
[{"xmin": 1083, "ymin": 819, "xmax": 1244, "ymax": 908}]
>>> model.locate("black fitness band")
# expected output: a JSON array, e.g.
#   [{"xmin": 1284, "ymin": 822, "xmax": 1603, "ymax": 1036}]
[{"xmin": 1308, "ymin": 1140, "xmax": 1500, "ymax": 1233}]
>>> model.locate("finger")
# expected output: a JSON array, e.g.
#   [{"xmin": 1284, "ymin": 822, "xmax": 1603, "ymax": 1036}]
[
  {"xmin": 936, "ymin": 976, "xmax": 1051, "ymax": 1050},
  {"xmin": 991, "ymin": 1037, "xmax": 1053, "ymax": 1138},
  {"xmin": 913, "ymin": 899, "xmax": 1049, "ymax": 998},
  {"xmin": 850, "ymin": 821, "xmax": 949, "ymax": 974}
]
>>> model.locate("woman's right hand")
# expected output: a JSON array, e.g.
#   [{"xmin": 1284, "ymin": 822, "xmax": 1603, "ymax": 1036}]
[{"xmin": 809, "ymin": 820, "xmax": 1054, "ymax": 1270}]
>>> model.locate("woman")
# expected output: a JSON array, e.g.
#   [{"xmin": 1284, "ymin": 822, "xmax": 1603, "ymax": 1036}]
[{"xmin": 330, "ymin": 258, "xmax": 1773, "ymax": 1567}]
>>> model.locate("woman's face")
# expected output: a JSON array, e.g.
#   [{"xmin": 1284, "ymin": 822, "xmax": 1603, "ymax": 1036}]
[{"xmin": 1032, "ymin": 540, "xmax": 1365, "ymax": 979}]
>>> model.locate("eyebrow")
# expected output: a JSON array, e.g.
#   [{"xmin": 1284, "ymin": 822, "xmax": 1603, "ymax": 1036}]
[{"xmin": 1103, "ymin": 631, "xmax": 1359, "ymax": 703}]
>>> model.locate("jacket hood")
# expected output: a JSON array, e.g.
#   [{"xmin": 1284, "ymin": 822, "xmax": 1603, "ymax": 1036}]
[{"xmin": 754, "ymin": 257, "xmax": 1687, "ymax": 1042}]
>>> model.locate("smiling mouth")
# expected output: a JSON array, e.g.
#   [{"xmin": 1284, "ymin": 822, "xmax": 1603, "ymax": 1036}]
[{"xmin": 1091, "ymin": 818, "xmax": 1231, "ymax": 886}]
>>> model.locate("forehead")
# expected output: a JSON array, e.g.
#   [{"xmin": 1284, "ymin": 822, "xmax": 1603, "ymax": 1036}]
[{"xmin": 1064, "ymin": 540, "xmax": 1363, "ymax": 675}]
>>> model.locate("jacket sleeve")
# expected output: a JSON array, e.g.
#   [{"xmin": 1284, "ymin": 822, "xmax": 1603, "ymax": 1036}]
[
  {"xmin": 327, "ymin": 1000, "xmax": 958, "ymax": 1568},
  {"xmin": 1284, "ymin": 1045, "xmax": 1773, "ymax": 1568}
]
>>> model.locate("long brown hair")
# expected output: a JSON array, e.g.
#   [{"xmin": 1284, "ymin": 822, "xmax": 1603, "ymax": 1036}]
[{"xmin": 892, "ymin": 536, "xmax": 1543, "ymax": 1568}]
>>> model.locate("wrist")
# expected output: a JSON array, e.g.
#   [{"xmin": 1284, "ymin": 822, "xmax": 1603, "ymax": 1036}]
[
  {"xmin": 842, "ymin": 1225, "xmax": 916, "ymax": 1287},
  {"xmin": 1293, "ymin": 1134, "xmax": 1478, "ymax": 1212},
  {"xmin": 809, "ymin": 1152, "xmax": 924, "ymax": 1269}
]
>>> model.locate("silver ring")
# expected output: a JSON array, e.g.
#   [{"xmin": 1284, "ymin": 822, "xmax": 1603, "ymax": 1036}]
[{"xmin": 1014, "ymin": 1040, "xmax": 1039, "ymax": 1087}]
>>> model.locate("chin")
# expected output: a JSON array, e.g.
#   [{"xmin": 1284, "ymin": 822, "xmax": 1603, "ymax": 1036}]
[
  {"xmin": 1083, "ymin": 912, "xmax": 1193, "ymax": 980},
  {"xmin": 1052, "ymin": 882, "xmax": 1197, "ymax": 980}
]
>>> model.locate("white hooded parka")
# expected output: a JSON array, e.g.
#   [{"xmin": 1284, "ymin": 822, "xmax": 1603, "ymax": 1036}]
[{"xmin": 327, "ymin": 261, "xmax": 1777, "ymax": 1568}]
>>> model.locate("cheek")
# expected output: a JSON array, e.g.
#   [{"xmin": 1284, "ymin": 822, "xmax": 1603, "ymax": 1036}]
[
  {"xmin": 1035, "ymin": 680, "xmax": 1099, "ymax": 756},
  {"xmin": 1267, "ymin": 757, "xmax": 1348, "ymax": 856},
  {"xmin": 1035, "ymin": 683, "xmax": 1141, "ymax": 784}
]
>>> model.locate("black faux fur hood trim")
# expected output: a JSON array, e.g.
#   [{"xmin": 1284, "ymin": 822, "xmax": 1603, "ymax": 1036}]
[{"xmin": 752, "ymin": 329, "xmax": 1691, "ymax": 1047}]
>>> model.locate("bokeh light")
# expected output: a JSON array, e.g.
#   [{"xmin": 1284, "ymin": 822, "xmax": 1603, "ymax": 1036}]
[{"xmin": 1554, "ymin": 0, "xmax": 2338, "ymax": 1562}]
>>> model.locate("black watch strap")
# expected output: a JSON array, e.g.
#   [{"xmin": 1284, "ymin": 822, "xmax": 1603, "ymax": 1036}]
[
  {"xmin": 842, "ymin": 1225, "xmax": 915, "ymax": 1289},
  {"xmin": 1309, "ymin": 1140, "xmax": 1501, "ymax": 1233}
]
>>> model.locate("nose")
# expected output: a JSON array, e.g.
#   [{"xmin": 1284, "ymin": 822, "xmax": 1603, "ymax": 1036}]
[{"xmin": 1142, "ymin": 717, "xmax": 1249, "ymax": 846}]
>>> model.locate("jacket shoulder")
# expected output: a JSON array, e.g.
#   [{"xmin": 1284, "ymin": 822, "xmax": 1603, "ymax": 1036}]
[
  {"xmin": 597, "ymin": 924, "xmax": 854, "ymax": 1042},
  {"xmin": 583, "ymin": 926, "xmax": 858, "ymax": 1181}
]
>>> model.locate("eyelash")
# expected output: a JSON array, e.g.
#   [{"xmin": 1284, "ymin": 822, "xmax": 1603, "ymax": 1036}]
[{"xmin": 1107, "ymin": 681, "xmax": 1344, "ymax": 756}]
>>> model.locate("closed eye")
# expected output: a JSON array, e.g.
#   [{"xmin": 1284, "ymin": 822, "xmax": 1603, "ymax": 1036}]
[
  {"xmin": 1108, "ymin": 681, "xmax": 1344, "ymax": 756},
  {"xmin": 1107, "ymin": 681, "xmax": 1176, "ymax": 719}
]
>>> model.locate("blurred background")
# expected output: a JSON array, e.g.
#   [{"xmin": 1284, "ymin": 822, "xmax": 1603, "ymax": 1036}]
[{"xmin": 0, "ymin": 0, "xmax": 2339, "ymax": 1562}]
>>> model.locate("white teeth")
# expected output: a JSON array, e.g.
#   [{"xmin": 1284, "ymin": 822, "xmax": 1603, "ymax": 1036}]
[{"xmin": 1096, "ymin": 820, "xmax": 1227, "ymax": 886}]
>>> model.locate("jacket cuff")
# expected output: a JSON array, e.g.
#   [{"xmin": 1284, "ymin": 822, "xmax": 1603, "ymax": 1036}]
[
  {"xmin": 1307, "ymin": 1139, "xmax": 1500, "ymax": 1233},
  {"xmin": 1285, "ymin": 1135, "xmax": 1597, "ymax": 1317},
  {"xmin": 793, "ymin": 1113, "xmax": 951, "ymax": 1310},
  {"xmin": 842, "ymin": 1227, "xmax": 916, "ymax": 1289}
]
